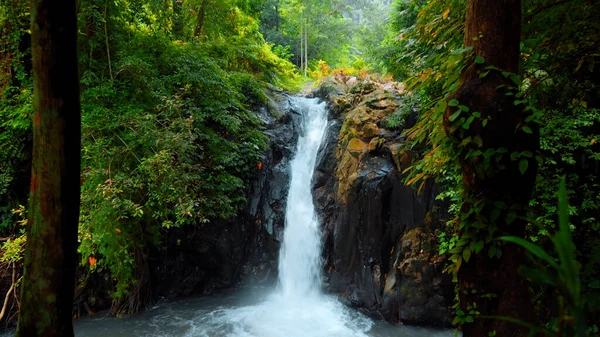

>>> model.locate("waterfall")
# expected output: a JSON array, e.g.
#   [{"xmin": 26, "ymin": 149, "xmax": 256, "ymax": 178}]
[
  {"xmin": 194, "ymin": 97, "xmax": 373, "ymax": 337},
  {"xmin": 278, "ymin": 97, "xmax": 327, "ymax": 298}
]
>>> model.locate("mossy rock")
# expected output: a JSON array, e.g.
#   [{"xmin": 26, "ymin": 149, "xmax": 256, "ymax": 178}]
[
  {"xmin": 368, "ymin": 137, "xmax": 385, "ymax": 153},
  {"xmin": 347, "ymin": 138, "xmax": 368, "ymax": 157},
  {"xmin": 349, "ymin": 81, "xmax": 376, "ymax": 94}
]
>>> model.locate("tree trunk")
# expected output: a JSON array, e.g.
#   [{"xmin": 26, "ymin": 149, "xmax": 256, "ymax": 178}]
[
  {"xmin": 15, "ymin": 0, "xmax": 81, "ymax": 335},
  {"xmin": 304, "ymin": 18, "xmax": 308, "ymax": 77},
  {"xmin": 194, "ymin": 0, "xmax": 209, "ymax": 38},
  {"xmin": 299, "ymin": 19, "xmax": 303, "ymax": 71},
  {"xmin": 443, "ymin": 0, "xmax": 539, "ymax": 336},
  {"xmin": 172, "ymin": 0, "xmax": 183, "ymax": 39},
  {"xmin": 275, "ymin": 0, "xmax": 280, "ymax": 31}
]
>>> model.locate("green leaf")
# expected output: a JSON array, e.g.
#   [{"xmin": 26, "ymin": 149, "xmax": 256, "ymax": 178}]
[
  {"xmin": 488, "ymin": 245, "xmax": 497, "ymax": 259},
  {"xmin": 494, "ymin": 201, "xmax": 508, "ymax": 209},
  {"xmin": 498, "ymin": 236, "xmax": 558, "ymax": 269},
  {"xmin": 456, "ymin": 310, "xmax": 465, "ymax": 316},
  {"xmin": 510, "ymin": 74, "xmax": 522, "ymax": 86},
  {"xmin": 521, "ymin": 151, "xmax": 533, "ymax": 158},
  {"xmin": 474, "ymin": 240, "xmax": 484, "ymax": 253},
  {"xmin": 449, "ymin": 110, "xmax": 462, "ymax": 122},
  {"xmin": 491, "ymin": 316, "xmax": 558, "ymax": 337},
  {"xmin": 448, "ymin": 99, "xmax": 459, "ymax": 107},
  {"xmin": 479, "ymin": 71, "xmax": 489, "ymax": 79},
  {"xmin": 463, "ymin": 116, "xmax": 475, "ymax": 129},
  {"xmin": 522, "ymin": 126, "xmax": 533, "ymax": 134},
  {"xmin": 490, "ymin": 208, "xmax": 501, "ymax": 222},
  {"xmin": 505, "ymin": 211, "xmax": 517, "ymax": 224},
  {"xmin": 460, "ymin": 137, "xmax": 472, "ymax": 147},
  {"xmin": 463, "ymin": 247, "xmax": 472, "ymax": 263},
  {"xmin": 465, "ymin": 316, "xmax": 474, "ymax": 323},
  {"xmin": 475, "ymin": 56, "xmax": 485, "ymax": 64},
  {"xmin": 466, "ymin": 149, "xmax": 483, "ymax": 159},
  {"xmin": 519, "ymin": 265, "xmax": 557, "ymax": 287},
  {"xmin": 519, "ymin": 159, "xmax": 528, "ymax": 174}
]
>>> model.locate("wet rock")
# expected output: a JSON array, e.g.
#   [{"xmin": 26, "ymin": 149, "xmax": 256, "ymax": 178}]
[
  {"xmin": 347, "ymin": 138, "xmax": 368, "ymax": 157},
  {"xmin": 312, "ymin": 77, "xmax": 452, "ymax": 327},
  {"xmin": 368, "ymin": 137, "xmax": 385, "ymax": 153},
  {"xmin": 151, "ymin": 90, "xmax": 304, "ymax": 298}
]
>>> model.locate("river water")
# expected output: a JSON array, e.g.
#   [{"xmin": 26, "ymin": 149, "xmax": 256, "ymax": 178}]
[{"xmin": 2, "ymin": 97, "xmax": 453, "ymax": 337}]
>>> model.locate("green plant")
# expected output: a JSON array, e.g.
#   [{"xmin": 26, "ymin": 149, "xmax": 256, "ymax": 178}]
[{"xmin": 499, "ymin": 177, "xmax": 589, "ymax": 337}]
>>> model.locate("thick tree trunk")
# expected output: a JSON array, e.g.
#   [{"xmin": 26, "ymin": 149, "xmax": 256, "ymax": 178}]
[
  {"xmin": 15, "ymin": 0, "xmax": 81, "ymax": 336},
  {"xmin": 194, "ymin": 0, "xmax": 209, "ymax": 38},
  {"xmin": 443, "ymin": 0, "xmax": 539, "ymax": 336}
]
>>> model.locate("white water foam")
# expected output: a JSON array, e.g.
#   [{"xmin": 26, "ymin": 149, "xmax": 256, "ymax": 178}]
[{"xmin": 192, "ymin": 97, "xmax": 373, "ymax": 337}]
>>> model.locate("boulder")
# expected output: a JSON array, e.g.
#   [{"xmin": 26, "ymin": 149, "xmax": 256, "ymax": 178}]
[
  {"xmin": 312, "ymin": 77, "xmax": 453, "ymax": 327},
  {"xmin": 150, "ymin": 90, "xmax": 304, "ymax": 297}
]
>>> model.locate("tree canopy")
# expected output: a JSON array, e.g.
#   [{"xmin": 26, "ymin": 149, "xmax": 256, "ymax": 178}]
[{"xmin": 0, "ymin": 0, "xmax": 599, "ymax": 336}]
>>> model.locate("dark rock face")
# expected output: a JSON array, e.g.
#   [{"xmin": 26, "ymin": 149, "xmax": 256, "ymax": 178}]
[
  {"xmin": 312, "ymin": 75, "xmax": 453, "ymax": 327},
  {"xmin": 150, "ymin": 87, "xmax": 301, "ymax": 298},
  {"xmin": 149, "ymin": 77, "xmax": 452, "ymax": 328}
]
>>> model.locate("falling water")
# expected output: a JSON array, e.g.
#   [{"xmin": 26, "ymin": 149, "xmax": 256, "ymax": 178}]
[
  {"xmin": 188, "ymin": 97, "xmax": 375, "ymax": 337},
  {"xmin": 17, "ymin": 97, "xmax": 453, "ymax": 337},
  {"xmin": 278, "ymin": 96, "xmax": 327, "ymax": 298}
]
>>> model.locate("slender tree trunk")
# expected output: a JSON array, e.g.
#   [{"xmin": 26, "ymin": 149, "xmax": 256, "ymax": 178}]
[
  {"xmin": 104, "ymin": 0, "xmax": 113, "ymax": 80},
  {"xmin": 194, "ymin": 0, "xmax": 209, "ymax": 38},
  {"xmin": 15, "ymin": 0, "xmax": 81, "ymax": 335},
  {"xmin": 172, "ymin": 0, "xmax": 183, "ymax": 39},
  {"xmin": 304, "ymin": 18, "xmax": 308, "ymax": 77},
  {"xmin": 275, "ymin": 0, "xmax": 280, "ymax": 31},
  {"xmin": 443, "ymin": 0, "xmax": 538, "ymax": 336},
  {"xmin": 299, "ymin": 18, "xmax": 303, "ymax": 72}
]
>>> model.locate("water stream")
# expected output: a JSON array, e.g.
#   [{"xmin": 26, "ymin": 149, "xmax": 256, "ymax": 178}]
[{"xmin": 1, "ymin": 97, "xmax": 453, "ymax": 337}]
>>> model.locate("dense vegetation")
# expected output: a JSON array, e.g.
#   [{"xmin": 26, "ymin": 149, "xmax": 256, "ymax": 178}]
[
  {"xmin": 377, "ymin": 0, "xmax": 599, "ymax": 335},
  {"xmin": 0, "ymin": 0, "xmax": 392, "ymax": 321},
  {"xmin": 1, "ymin": 0, "xmax": 301, "ymax": 317},
  {"xmin": 1, "ymin": 0, "xmax": 599, "ymax": 336}
]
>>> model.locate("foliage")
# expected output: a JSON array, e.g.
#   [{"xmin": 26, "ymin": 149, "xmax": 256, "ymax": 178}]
[
  {"xmin": 0, "ymin": 206, "xmax": 26, "ymax": 263},
  {"xmin": 1, "ymin": 0, "xmax": 301, "ymax": 314},
  {"xmin": 499, "ymin": 178, "xmax": 589, "ymax": 337},
  {"xmin": 258, "ymin": 0, "xmax": 394, "ymax": 74},
  {"xmin": 379, "ymin": 0, "xmax": 600, "ymax": 332},
  {"xmin": 0, "ymin": 0, "xmax": 33, "ymax": 232}
]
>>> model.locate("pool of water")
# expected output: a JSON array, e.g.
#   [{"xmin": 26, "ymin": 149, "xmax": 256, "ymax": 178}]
[{"xmin": 34, "ymin": 287, "xmax": 452, "ymax": 337}]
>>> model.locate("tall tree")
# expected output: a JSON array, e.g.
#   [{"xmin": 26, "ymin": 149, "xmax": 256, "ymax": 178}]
[
  {"xmin": 443, "ymin": 0, "xmax": 538, "ymax": 336},
  {"xmin": 194, "ymin": 0, "xmax": 209, "ymax": 38},
  {"xmin": 172, "ymin": 0, "xmax": 184, "ymax": 38},
  {"xmin": 15, "ymin": 0, "xmax": 81, "ymax": 335}
]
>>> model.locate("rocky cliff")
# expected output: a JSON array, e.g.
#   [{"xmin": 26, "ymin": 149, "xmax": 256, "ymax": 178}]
[
  {"xmin": 150, "ymin": 78, "xmax": 453, "ymax": 327},
  {"xmin": 150, "ymin": 85, "xmax": 301, "ymax": 297},
  {"xmin": 310, "ymin": 76, "xmax": 453, "ymax": 326}
]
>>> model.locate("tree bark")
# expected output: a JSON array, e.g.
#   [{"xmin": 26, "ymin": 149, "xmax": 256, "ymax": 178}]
[
  {"xmin": 194, "ymin": 0, "xmax": 209, "ymax": 38},
  {"xmin": 172, "ymin": 0, "xmax": 183, "ymax": 38},
  {"xmin": 275, "ymin": 0, "xmax": 280, "ymax": 31},
  {"xmin": 15, "ymin": 0, "xmax": 81, "ymax": 335},
  {"xmin": 443, "ymin": 0, "xmax": 539, "ymax": 336},
  {"xmin": 304, "ymin": 18, "xmax": 308, "ymax": 77},
  {"xmin": 299, "ymin": 18, "xmax": 303, "ymax": 71}
]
